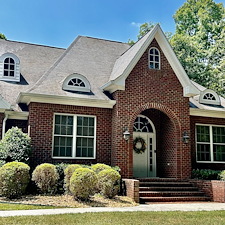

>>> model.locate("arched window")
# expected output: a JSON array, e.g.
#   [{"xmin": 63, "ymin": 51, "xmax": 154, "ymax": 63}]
[
  {"xmin": 4, "ymin": 57, "xmax": 15, "ymax": 77},
  {"xmin": 199, "ymin": 89, "xmax": 221, "ymax": 106},
  {"xmin": 133, "ymin": 115, "xmax": 154, "ymax": 133},
  {"xmin": 149, "ymin": 47, "xmax": 160, "ymax": 70},
  {"xmin": 0, "ymin": 53, "xmax": 20, "ymax": 82},
  {"xmin": 62, "ymin": 73, "xmax": 91, "ymax": 93}
]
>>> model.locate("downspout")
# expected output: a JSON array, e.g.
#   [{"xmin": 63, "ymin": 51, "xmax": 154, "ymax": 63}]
[{"xmin": 2, "ymin": 114, "xmax": 8, "ymax": 139}]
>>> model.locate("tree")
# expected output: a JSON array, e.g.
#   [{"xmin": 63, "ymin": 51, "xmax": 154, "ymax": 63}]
[
  {"xmin": 0, "ymin": 33, "xmax": 6, "ymax": 40},
  {"xmin": 128, "ymin": 22, "xmax": 172, "ymax": 45},
  {"xmin": 170, "ymin": 0, "xmax": 225, "ymax": 95}
]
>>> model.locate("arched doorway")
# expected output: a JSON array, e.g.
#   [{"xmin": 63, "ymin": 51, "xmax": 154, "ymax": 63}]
[{"xmin": 133, "ymin": 115, "xmax": 156, "ymax": 177}]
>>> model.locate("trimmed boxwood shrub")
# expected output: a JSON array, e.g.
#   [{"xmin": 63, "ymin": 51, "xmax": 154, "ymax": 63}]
[
  {"xmin": 192, "ymin": 169, "xmax": 221, "ymax": 180},
  {"xmin": 0, "ymin": 160, "xmax": 5, "ymax": 167},
  {"xmin": 0, "ymin": 127, "xmax": 31, "ymax": 163},
  {"xmin": 70, "ymin": 168, "xmax": 97, "ymax": 201},
  {"xmin": 0, "ymin": 161, "xmax": 30, "ymax": 199},
  {"xmin": 64, "ymin": 164, "xmax": 82, "ymax": 192},
  {"xmin": 91, "ymin": 163, "xmax": 111, "ymax": 174},
  {"xmin": 32, "ymin": 163, "xmax": 59, "ymax": 194},
  {"xmin": 220, "ymin": 170, "xmax": 225, "ymax": 181},
  {"xmin": 97, "ymin": 168, "xmax": 121, "ymax": 198}
]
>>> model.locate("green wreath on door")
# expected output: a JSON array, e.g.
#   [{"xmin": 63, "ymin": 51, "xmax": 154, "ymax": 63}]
[{"xmin": 133, "ymin": 137, "xmax": 146, "ymax": 154}]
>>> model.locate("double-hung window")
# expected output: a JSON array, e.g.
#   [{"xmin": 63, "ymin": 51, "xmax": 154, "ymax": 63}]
[
  {"xmin": 53, "ymin": 114, "xmax": 96, "ymax": 159},
  {"xmin": 196, "ymin": 124, "xmax": 225, "ymax": 162}
]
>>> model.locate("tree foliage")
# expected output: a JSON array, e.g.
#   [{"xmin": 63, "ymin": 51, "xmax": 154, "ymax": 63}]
[
  {"xmin": 128, "ymin": 22, "xmax": 172, "ymax": 45},
  {"xmin": 170, "ymin": 0, "xmax": 225, "ymax": 95},
  {"xmin": 0, "ymin": 33, "xmax": 6, "ymax": 40}
]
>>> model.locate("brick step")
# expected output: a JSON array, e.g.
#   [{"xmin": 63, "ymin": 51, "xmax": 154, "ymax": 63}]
[
  {"xmin": 140, "ymin": 196, "xmax": 210, "ymax": 203},
  {"xmin": 139, "ymin": 186, "xmax": 198, "ymax": 191},
  {"xmin": 139, "ymin": 182, "xmax": 193, "ymax": 187},
  {"xmin": 138, "ymin": 178, "xmax": 179, "ymax": 182},
  {"xmin": 139, "ymin": 191, "xmax": 204, "ymax": 197}
]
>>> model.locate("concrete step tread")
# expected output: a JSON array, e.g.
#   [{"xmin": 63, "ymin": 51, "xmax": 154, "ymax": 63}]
[
  {"xmin": 139, "ymin": 186, "xmax": 198, "ymax": 190},
  {"xmin": 140, "ymin": 196, "xmax": 210, "ymax": 201},
  {"xmin": 139, "ymin": 191, "xmax": 204, "ymax": 194}
]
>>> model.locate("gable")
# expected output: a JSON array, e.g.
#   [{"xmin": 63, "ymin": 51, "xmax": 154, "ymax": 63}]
[{"xmin": 102, "ymin": 24, "xmax": 199, "ymax": 97}]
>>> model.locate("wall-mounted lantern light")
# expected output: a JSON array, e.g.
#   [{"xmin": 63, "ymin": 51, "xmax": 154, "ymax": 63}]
[
  {"xmin": 123, "ymin": 128, "xmax": 130, "ymax": 141},
  {"xmin": 183, "ymin": 131, "xmax": 190, "ymax": 144}
]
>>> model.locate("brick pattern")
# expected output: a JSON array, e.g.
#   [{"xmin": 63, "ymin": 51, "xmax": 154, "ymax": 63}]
[
  {"xmin": 190, "ymin": 116, "xmax": 225, "ymax": 170},
  {"xmin": 111, "ymin": 39, "xmax": 191, "ymax": 179},
  {"xmin": 123, "ymin": 179, "xmax": 139, "ymax": 203},
  {"xmin": 28, "ymin": 103, "xmax": 112, "ymax": 167}
]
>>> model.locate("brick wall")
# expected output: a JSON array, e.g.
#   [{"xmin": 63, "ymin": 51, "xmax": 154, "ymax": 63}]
[
  {"xmin": 28, "ymin": 103, "xmax": 112, "ymax": 167},
  {"xmin": 190, "ymin": 116, "xmax": 225, "ymax": 170},
  {"xmin": 111, "ymin": 39, "xmax": 191, "ymax": 179},
  {"xmin": 123, "ymin": 179, "xmax": 139, "ymax": 203}
]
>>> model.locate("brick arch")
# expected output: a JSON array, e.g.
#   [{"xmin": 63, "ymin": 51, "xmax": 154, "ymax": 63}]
[
  {"xmin": 128, "ymin": 102, "xmax": 181, "ymax": 132},
  {"xmin": 127, "ymin": 102, "xmax": 183, "ymax": 178}
]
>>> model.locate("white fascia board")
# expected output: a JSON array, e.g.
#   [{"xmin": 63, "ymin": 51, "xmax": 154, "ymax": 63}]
[
  {"xmin": 17, "ymin": 93, "xmax": 116, "ymax": 109},
  {"xmin": 5, "ymin": 111, "xmax": 29, "ymax": 120},
  {"xmin": 190, "ymin": 108, "xmax": 225, "ymax": 119}
]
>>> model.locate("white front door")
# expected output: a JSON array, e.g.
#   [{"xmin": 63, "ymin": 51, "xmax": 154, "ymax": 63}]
[{"xmin": 133, "ymin": 132, "xmax": 156, "ymax": 177}]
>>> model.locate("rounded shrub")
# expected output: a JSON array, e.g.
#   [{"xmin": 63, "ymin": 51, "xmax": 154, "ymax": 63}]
[
  {"xmin": 97, "ymin": 168, "xmax": 121, "ymax": 198},
  {"xmin": 64, "ymin": 164, "xmax": 82, "ymax": 192},
  {"xmin": 0, "ymin": 127, "xmax": 31, "ymax": 163},
  {"xmin": 91, "ymin": 163, "xmax": 111, "ymax": 174},
  {"xmin": 70, "ymin": 168, "xmax": 97, "ymax": 201},
  {"xmin": 0, "ymin": 160, "xmax": 5, "ymax": 167},
  {"xmin": 32, "ymin": 163, "xmax": 59, "ymax": 194},
  {"xmin": 0, "ymin": 161, "xmax": 30, "ymax": 199},
  {"xmin": 220, "ymin": 170, "xmax": 225, "ymax": 181}
]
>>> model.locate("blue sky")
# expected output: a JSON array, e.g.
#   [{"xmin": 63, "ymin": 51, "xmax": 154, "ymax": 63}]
[{"xmin": 0, "ymin": 0, "xmax": 224, "ymax": 48}]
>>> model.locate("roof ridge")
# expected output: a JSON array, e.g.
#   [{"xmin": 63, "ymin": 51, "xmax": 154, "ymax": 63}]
[
  {"xmin": 0, "ymin": 39, "xmax": 66, "ymax": 50},
  {"xmin": 25, "ymin": 36, "xmax": 82, "ymax": 93}
]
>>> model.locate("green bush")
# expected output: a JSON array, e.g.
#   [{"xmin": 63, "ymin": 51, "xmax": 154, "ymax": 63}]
[
  {"xmin": 0, "ymin": 162, "xmax": 30, "ymax": 199},
  {"xmin": 192, "ymin": 169, "xmax": 221, "ymax": 180},
  {"xmin": 0, "ymin": 127, "xmax": 31, "ymax": 163},
  {"xmin": 64, "ymin": 164, "xmax": 82, "ymax": 193},
  {"xmin": 0, "ymin": 160, "xmax": 5, "ymax": 167},
  {"xmin": 97, "ymin": 168, "xmax": 121, "ymax": 198},
  {"xmin": 55, "ymin": 163, "xmax": 70, "ymax": 194},
  {"xmin": 219, "ymin": 170, "xmax": 225, "ymax": 181},
  {"xmin": 91, "ymin": 163, "xmax": 111, "ymax": 174},
  {"xmin": 70, "ymin": 168, "xmax": 97, "ymax": 201},
  {"xmin": 32, "ymin": 163, "xmax": 59, "ymax": 194}
]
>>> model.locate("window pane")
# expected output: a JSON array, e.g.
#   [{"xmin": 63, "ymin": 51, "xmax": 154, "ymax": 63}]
[
  {"xmin": 149, "ymin": 62, "xmax": 154, "ymax": 69},
  {"xmin": 197, "ymin": 144, "xmax": 210, "ymax": 161},
  {"xmin": 196, "ymin": 126, "xmax": 210, "ymax": 142},
  {"xmin": 4, "ymin": 58, "xmax": 9, "ymax": 63},
  {"xmin": 9, "ymin": 71, "xmax": 14, "ymax": 76},
  {"xmin": 55, "ymin": 115, "xmax": 60, "ymax": 124},
  {"xmin": 213, "ymin": 145, "xmax": 225, "ymax": 161},
  {"xmin": 213, "ymin": 127, "xmax": 225, "ymax": 143},
  {"xmin": 77, "ymin": 116, "xmax": 82, "ymax": 125},
  {"xmin": 77, "ymin": 127, "xmax": 82, "ymax": 135},
  {"xmin": 55, "ymin": 125, "xmax": 60, "ymax": 134},
  {"xmin": 83, "ymin": 117, "xmax": 88, "ymax": 126},
  {"xmin": 83, "ymin": 127, "xmax": 88, "ymax": 136},
  {"xmin": 89, "ymin": 118, "xmax": 94, "ymax": 126},
  {"xmin": 9, "ymin": 58, "xmax": 14, "ymax": 63}
]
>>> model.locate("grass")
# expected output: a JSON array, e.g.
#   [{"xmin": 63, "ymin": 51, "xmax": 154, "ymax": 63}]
[
  {"xmin": 0, "ymin": 203, "xmax": 59, "ymax": 211},
  {"xmin": 1, "ymin": 211, "xmax": 225, "ymax": 225}
]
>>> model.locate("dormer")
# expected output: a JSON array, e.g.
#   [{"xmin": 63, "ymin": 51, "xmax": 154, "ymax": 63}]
[
  {"xmin": 62, "ymin": 73, "xmax": 91, "ymax": 93},
  {"xmin": 0, "ymin": 53, "xmax": 20, "ymax": 82},
  {"xmin": 199, "ymin": 89, "xmax": 221, "ymax": 106}
]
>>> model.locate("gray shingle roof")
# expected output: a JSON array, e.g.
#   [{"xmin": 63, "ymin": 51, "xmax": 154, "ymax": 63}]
[
  {"xmin": 27, "ymin": 36, "xmax": 130, "ymax": 100},
  {"xmin": 0, "ymin": 39, "xmax": 65, "ymax": 110}
]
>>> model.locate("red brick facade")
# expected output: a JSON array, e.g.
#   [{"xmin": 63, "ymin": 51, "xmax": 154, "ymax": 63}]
[
  {"xmin": 28, "ymin": 103, "xmax": 112, "ymax": 167},
  {"xmin": 111, "ymin": 39, "xmax": 191, "ymax": 179},
  {"xmin": 191, "ymin": 116, "xmax": 225, "ymax": 170}
]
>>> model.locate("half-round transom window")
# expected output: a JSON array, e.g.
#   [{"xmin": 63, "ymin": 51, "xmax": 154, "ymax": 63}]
[
  {"xmin": 4, "ymin": 57, "xmax": 15, "ymax": 77},
  {"xmin": 68, "ymin": 78, "xmax": 85, "ymax": 87},
  {"xmin": 199, "ymin": 89, "xmax": 221, "ymax": 106},
  {"xmin": 149, "ymin": 47, "xmax": 160, "ymax": 70},
  {"xmin": 62, "ymin": 74, "xmax": 91, "ymax": 93},
  {"xmin": 133, "ymin": 116, "xmax": 153, "ymax": 132}
]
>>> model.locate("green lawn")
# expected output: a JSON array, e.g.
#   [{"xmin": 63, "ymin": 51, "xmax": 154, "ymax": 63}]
[
  {"xmin": 1, "ymin": 211, "xmax": 225, "ymax": 225},
  {"xmin": 0, "ymin": 203, "xmax": 59, "ymax": 211}
]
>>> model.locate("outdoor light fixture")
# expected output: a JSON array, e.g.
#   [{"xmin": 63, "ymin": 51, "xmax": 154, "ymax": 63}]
[
  {"xmin": 183, "ymin": 131, "xmax": 190, "ymax": 144},
  {"xmin": 123, "ymin": 128, "xmax": 130, "ymax": 141}
]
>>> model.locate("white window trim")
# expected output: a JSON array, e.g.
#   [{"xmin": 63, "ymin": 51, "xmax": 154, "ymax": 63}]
[
  {"xmin": 52, "ymin": 113, "xmax": 97, "ymax": 159},
  {"xmin": 148, "ymin": 47, "xmax": 161, "ymax": 70},
  {"xmin": 199, "ymin": 89, "xmax": 221, "ymax": 106},
  {"xmin": 196, "ymin": 123, "xmax": 225, "ymax": 163},
  {"xmin": 0, "ymin": 53, "xmax": 20, "ymax": 82},
  {"xmin": 62, "ymin": 73, "xmax": 91, "ymax": 93}
]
